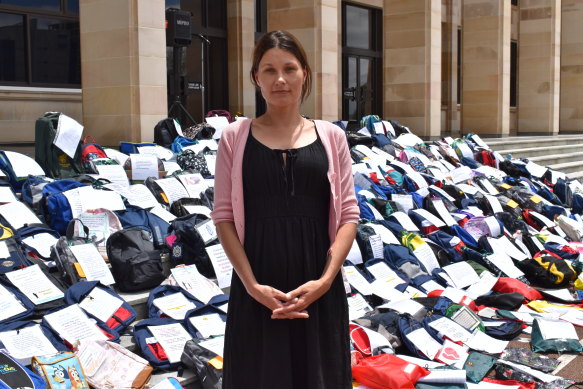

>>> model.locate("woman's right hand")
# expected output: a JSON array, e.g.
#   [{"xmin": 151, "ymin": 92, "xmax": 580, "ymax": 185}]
[{"xmin": 247, "ymin": 284, "xmax": 309, "ymax": 319}]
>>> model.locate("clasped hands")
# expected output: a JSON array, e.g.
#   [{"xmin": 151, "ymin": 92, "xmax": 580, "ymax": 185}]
[{"xmin": 248, "ymin": 280, "xmax": 330, "ymax": 319}]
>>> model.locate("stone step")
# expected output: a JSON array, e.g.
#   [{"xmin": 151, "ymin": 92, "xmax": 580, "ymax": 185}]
[
  {"xmin": 548, "ymin": 160, "xmax": 583, "ymax": 174},
  {"xmin": 481, "ymin": 134, "xmax": 583, "ymax": 149},
  {"xmin": 528, "ymin": 151, "xmax": 583, "ymax": 166},
  {"xmin": 491, "ymin": 144, "xmax": 583, "ymax": 159}
]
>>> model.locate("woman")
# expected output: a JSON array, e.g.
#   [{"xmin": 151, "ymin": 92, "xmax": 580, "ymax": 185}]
[{"xmin": 211, "ymin": 30, "xmax": 359, "ymax": 388}]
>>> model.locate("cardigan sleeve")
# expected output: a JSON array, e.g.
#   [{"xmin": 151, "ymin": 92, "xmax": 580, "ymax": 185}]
[
  {"xmin": 210, "ymin": 125, "xmax": 236, "ymax": 225},
  {"xmin": 334, "ymin": 126, "xmax": 360, "ymax": 226}
]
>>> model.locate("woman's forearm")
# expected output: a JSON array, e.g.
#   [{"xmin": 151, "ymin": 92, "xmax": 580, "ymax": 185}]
[
  {"xmin": 319, "ymin": 222, "xmax": 357, "ymax": 287},
  {"xmin": 215, "ymin": 221, "xmax": 258, "ymax": 293}
]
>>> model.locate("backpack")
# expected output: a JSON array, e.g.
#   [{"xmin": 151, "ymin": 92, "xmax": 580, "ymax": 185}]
[
  {"xmin": 168, "ymin": 214, "xmax": 218, "ymax": 278},
  {"xmin": 0, "ymin": 350, "xmax": 48, "ymax": 389},
  {"xmin": 133, "ymin": 318, "xmax": 191, "ymax": 370},
  {"xmin": 41, "ymin": 179, "xmax": 87, "ymax": 234},
  {"xmin": 516, "ymin": 250, "xmax": 576, "ymax": 288},
  {"xmin": 0, "ymin": 237, "xmax": 33, "ymax": 273},
  {"xmin": 34, "ymin": 112, "xmax": 84, "ymax": 179},
  {"xmin": 0, "ymin": 277, "xmax": 35, "ymax": 324},
  {"xmin": 181, "ymin": 339, "xmax": 223, "ymax": 389},
  {"xmin": 154, "ymin": 118, "xmax": 182, "ymax": 148},
  {"xmin": 65, "ymin": 281, "xmax": 136, "ymax": 333},
  {"xmin": 205, "ymin": 109, "xmax": 233, "ymax": 123},
  {"xmin": 80, "ymin": 136, "xmax": 108, "ymax": 173},
  {"xmin": 114, "ymin": 205, "xmax": 170, "ymax": 249},
  {"xmin": 106, "ymin": 227, "xmax": 168, "ymax": 292},
  {"xmin": 21, "ymin": 175, "xmax": 53, "ymax": 215},
  {"xmin": 171, "ymin": 136, "xmax": 197, "ymax": 153},
  {"xmin": 50, "ymin": 225, "xmax": 95, "ymax": 286},
  {"xmin": 147, "ymin": 285, "xmax": 203, "ymax": 320},
  {"xmin": 118, "ymin": 141, "xmax": 157, "ymax": 155}
]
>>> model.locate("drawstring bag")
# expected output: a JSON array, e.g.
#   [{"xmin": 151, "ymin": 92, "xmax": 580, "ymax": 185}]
[{"xmin": 352, "ymin": 354, "xmax": 429, "ymax": 389}]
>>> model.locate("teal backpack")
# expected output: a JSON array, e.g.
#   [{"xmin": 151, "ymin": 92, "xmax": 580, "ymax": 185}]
[{"xmin": 34, "ymin": 112, "xmax": 83, "ymax": 178}]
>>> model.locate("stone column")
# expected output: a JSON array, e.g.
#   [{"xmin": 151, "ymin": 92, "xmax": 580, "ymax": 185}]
[
  {"xmin": 461, "ymin": 0, "xmax": 511, "ymax": 136},
  {"xmin": 518, "ymin": 0, "xmax": 561, "ymax": 135},
  {"xmin": 384, "ymin": 0, "xmax": 441, "ymax": 139},
  {"xmin": 227, "ymin": 0, "xmax": 255, "ymax": 118},
  {"xmin": 560, "ymin": 0, "xmax": 583, "ymax": 133},
  {"xmin": 267, "ymin": 0, "xmax": 340, "ymax": 121},
  {"xmin": 79, "ymin": 0, "xmax": 167, "ymax": 145}
]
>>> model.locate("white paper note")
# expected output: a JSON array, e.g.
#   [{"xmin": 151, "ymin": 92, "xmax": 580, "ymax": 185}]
[
  {"xmin": 536, "ymin": 318, "xmax": 578, "ymax": 341},
  {"xmin": 205, "ymin": 116, "xmax": 230, "ymax": 140},
  {"xmin": 171, "ymin": 265, "xmax": 223, "ymax": 304},
  {"xmin": 405, "ymin": 328, "xmax": 443, "ymax": 360},
  {"xmin": 205, "ymin": 244, "xmax": 233, "ymax": 289},
  {"xmin": 0, "ymin": 202, "xmax": 42, "ymax": 230},
  {"xmin": 368, "ymin": 235, "xmax": 384, "ymax": 259},
  {"xmin": 464, "ymin": 330, "xmax": 508, "ymax": 354},
  {"xmin": 432, "ymin": 199, "xmax": 458, "ymax": 226},
  {"xmin": 70, "ymin": 244, "xmax": 115, "ymax": 285},
  {"xmin": 4, "ymin": 151, "xmax": 45, "ymax": 177},
  {"xmin": 45, "ymin": 304, "xmax": 107, "ymax": 345},
  {"xmin": 79, "ymin": 287, "xmax": 123, "ymax": 322},
  {"xmin": 0, "ymin": 283, "xmax": 27, "ymax": 321},
  {"xmin": 413, "ymin": 243, "xmax": 441, "ymax": 273},
  {"xmin": 199, "ymin": 336, "xmax": 224, "ymax": 357},
  {"xmin": 148, "ymin": 323, "xmax": 192, "ymax": 364},
  {"xmin": 346, "ymin": 240, "xmax": 363, "ymax": 265},
  {"xmin": 80, "ymin": 188, "xmax": 126, "ymax": 213},
  {"xmin": 55, "ymin": 114, "xmax": 83, "ymax": 158},
  {"xmin": 153, "ymin": 292, "xmax": 197, "ymax": 321},
  {"xmin": 368, "ymin": 224, "xmax": 400, "ymax": 245},
  {"xmin": 189, "ymin": 313, "xmax": 226, "ymax": 338},
  {"xmin": 6, "ymin": 264, "xmax": 63, "ymax": 305},
  {"xmin": 442, "ymin": 262, "xmax": 480, "ymax": 289},
  {"xmin": 138, "ymin": 145, "xmax": 173, "ymax": 161},
  {"xmin": 484, "ymin": 195, "xmax": 503, "ymax": 214},
  {"xmin": 130, "ymin": 154, "xmax": 159, "ymax": 181},
  {"xmin": 465, "ymin": 272, "xmax": 498, "ymax": 299},
  {"xmin": 150, "ymin": 205, "xmax": 177, "ymax": 223},
  {"xmin": 391, "ymin": 212, "xmax": 420, "ymax": 231},
  {"xmin": 366, "ymin": 261, "xmax": 406, "ymax": 285},
  {"xmin": 429, "ymin": 317, "xmax": 472, "ymax": 343},
  {"xmin": 154, "ymin": 177, "xmax": 189, "ymax": 205},
  {"xmin": 96, "ymin": 164, "xmax": 130, "ymax": 188},
  {"xmin": 0, "ymin": 324, "xmax": 58, "ymax": 360},
  {"xmin": 0, "ymin": 187, "xmax": 17, "ymax": 203},
  {"xmin": 347, "ymin": 293, "xmax": 373, "ymax": 321},
  {"xmin": 178, "ymin": 173, "xmax": 208, "ymax": 198},
  {"xmin": 412, "ymin": 209, "xmax": 446, "ymax": 227},
  {"xmin": 22, "ymin": 233, "xmax": 58, "ymax": 259},
  {"xmin": 126, "ymin": 184, "xmax": 159, "ymax": 209},
  {"xmin": 184, "ymin": 205, "xmax": 212, "ymax": 217},
  {"xmin": 486, "ymin": 252, "xmax": 524, "ymax": 279},
  {"xmin": 343, "ymin": 265, "xmax": 373, "ymax": 296}
]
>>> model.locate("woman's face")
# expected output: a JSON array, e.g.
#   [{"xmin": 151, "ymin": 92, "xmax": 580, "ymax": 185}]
[{"xmin": 255, "ymin": 47, "xmax": 307, "ymax": 107}]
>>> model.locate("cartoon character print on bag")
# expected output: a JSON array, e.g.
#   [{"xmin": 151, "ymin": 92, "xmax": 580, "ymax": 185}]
[{"xmin": 68, "ymin": 366, "xmax": 87, "ymax": 389}]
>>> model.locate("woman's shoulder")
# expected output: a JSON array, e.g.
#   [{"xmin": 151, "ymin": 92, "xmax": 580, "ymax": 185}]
[{"xmin": 220, "ymin": 118, "xmax": 252, "ymax": 143}]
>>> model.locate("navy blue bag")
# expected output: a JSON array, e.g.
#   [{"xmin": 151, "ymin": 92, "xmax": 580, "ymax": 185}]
[
  {"xmin": 133, "ymin": 318, "xmax": 193, "ymax": 370},
  {"xmin": 364, "ymin": 258, "xmax": 410, "ymax": 291},
  {"xmin": 397, "ymin": 314, "xmax": 443, "ymax": 360},
  {"xmin": 0, "ymin": 151, "xmax": 27, "ymax": 193},
  {"xmin": 0, "ymin": 237, "xmax": 33, "ymax": 273},
  {"xmin": 147, "ymin": 285, "xmax": 204, "ymax": 319},
  {"xmin": 114, "ymin": 205, "xmax": 170, "ymax": 249},
  {"xmin": 184, "ymin": 305, "xmax": 227, "ymax": 339},
  {"xmin": 0, "ymin": 320, "xmax": 67, "ymax": 352},
  {"xmin": 426, "ymin": 231, "xmax": 464, "ymax": 262},
  {"xmin": 383, "ymin": 244, "xmax": 430, "ymax": 280},
  {"xmin": 42, "ymin": 179, "xmax": 87, "ymax": 234},
  {"xmin": 16, "ymin": 226, "xmax": 60, "ymax": 262},
  {"xmin": 65, "ymin": 281, "xmax": 136, "ymax": 333},
  {"xmin": 0, "ymin": 277, "xmax": 35, "ymax": 324}
]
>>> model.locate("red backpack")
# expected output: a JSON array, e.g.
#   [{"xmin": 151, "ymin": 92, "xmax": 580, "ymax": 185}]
[{"xmin": 81, "ymin": 136, "xmax": 108, "ymax": 172}]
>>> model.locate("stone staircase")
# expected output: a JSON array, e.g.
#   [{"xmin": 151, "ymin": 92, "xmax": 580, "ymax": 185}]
[{"xmin": 481, "ymin": 134, "xmax": 583, "ymax": 180}]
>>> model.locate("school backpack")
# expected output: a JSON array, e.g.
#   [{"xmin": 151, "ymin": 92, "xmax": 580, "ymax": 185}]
[
  {"xmin": 147, "ymin": 285, "xmax": 203, "ymax": 320},
  {"xmin": 80, "ymin": 136, "xmax": 108, "ymax": 173},
  {"xmin": 35, "ymin": 112, "xmax": 84, "ymax": 179},
  {"xmin": 0, "ymin": 350, "xmax": 48, "ymax": 389},
  {"xmin": 155, "ymin": 118, "xmax": 182, "ymax": 148},
  {"xmin": 65, "ymin": 281, "xmax": 136, "ymax": 333},
  {"xmin": 516, "ymin": 250, "xmax": 576, "ymax": 288},
  {"xmin": 181, "ymin": 339, "xmax": 223, "ymax": 389},
  {"xmin": 41, "ymin": 179, "xmax": 87, "ymax": 234},
  {"xmin": 106, "ymin": 227, "xmax": 168, "ymax": 292},
  {"xmin": 133, "ymin": 318, "xmax": 191, "ymax": 370},
  {"xmin": 114, "ymin": 205, "xmax": 170, "ymax": 249},
  {"xmin": 168, "ymin": 213, "xmax": 218, "ymax": 278}
]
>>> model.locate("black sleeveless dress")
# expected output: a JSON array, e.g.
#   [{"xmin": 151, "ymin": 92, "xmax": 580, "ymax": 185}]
[{"xmin": 222, "ymin": 127, "xmax": 351, "ymax": 389}]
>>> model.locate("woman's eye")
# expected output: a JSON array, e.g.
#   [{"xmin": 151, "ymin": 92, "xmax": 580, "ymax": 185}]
[
  {"xmin": 286, "ymin": 67, "xmax": 297, "ymax": 72},
  {"xmin": 264, "ymin": 68, "xmax": 275, "ymax": 73}
]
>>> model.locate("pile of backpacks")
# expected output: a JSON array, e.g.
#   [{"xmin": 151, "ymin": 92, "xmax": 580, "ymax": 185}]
[{"xmin": 0, "ymin": 110, "xmax": 583, "ymax": 388}]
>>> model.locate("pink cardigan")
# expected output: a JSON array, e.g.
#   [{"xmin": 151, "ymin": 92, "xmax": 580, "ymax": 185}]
[{"xmin": 210, "ymin": 118, "xmax": 359, "ymax": 245}]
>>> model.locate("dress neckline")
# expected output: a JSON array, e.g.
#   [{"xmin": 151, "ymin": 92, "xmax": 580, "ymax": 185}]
[{"xmin": 249, "ymin": 122, "xmax": 320, "ymax": 152}]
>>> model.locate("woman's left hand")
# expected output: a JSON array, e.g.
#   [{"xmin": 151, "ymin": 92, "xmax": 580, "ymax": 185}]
[{"xmin": 271, "ymin": 279, "xmax": 331, "ymax": 319}]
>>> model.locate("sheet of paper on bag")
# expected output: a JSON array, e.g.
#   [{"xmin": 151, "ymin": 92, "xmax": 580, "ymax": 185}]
[
  {"xmin": 486, "ymin": 252, "xmax": 524, "ymax": 279},
  {"xmin": 96, "ymin": 164, "xmax": 129, "ymax": 188},
  {"xmin": 343, "ymin": 265, "xmax": 373, "ymax": 295},
  {"xmin": 6, "ymin": 265, "xmax": 63, "ymax": 305},
  {"xmin": 205, "ymin": 116, "xmax": 230, "ymax": 140},
  {"xmin": 154, "ymin": 177, "xmax": 189, "ymax": 206},
  {"xmin": 130, "ymin": 154, "xmax": 159, "ymax": 181},
  {"xmin": 442, "ymin": 261, "xmax": 480, "ymax": 289},
  {"xmin": 199, "ymin": 336, "xmax": 224, "ymax": 358},
  {"xmin": 138, "ymin": 145, "xmax": 173, "ymax": 161},
  {"xmin": 171, "ymin": 265, "xmax": 223, "ymax": 304},
  {"xmin": 150, "ymin": 206, "xmax": 176, "ymax": 223},
  {"xmin": 21, "ymin": 233, "xmax": 58, "ymax": 259},
  {"xmin": 0, "ymin": 324, "xmax": 57, "ymax": 360},
  {"xmin": 367, "ymin": 224, "xmax": 400, "ymax": 245},
  {"xmin": 184, "ymin": 205, "xmax": 212, "ymax": 218},
  {"xmin": 148, "ymin": 323, "xmax": 192, "ymax": 364},
  {"xmin": 418, "ymin": 367, "xmax": 468, "ymax": 384},
  {"xmin": 0, "ymin": 187, "xmax": 16, "ymax": 203},
  {"xmin": 347, "ymin": 293, "xmax": 373, "ymax": 321},
  {"xmin": 413, "ymin": 243, "xmax": 441, "ymax": 273},
  {"xmin": 465, "ymin": 272, "xmax": 498, "ymax": 299},
  {"xmin": 405, "ymin": 328, "xmax": 442, "ymax": 360},
  {"xmin": 485, "ymin": 195, "xmax": 503, "ymax": 214},
  {"xmin": 390, "ymin": 212, "xmax": 419, "ymax": 231},
  {"xmin": 206, "ymin": 244, "xmax": 233, "ymax": 289},
  {"xmin": 490, "ymin": 236, "xmax": 528, "ymax": 261},
  {"xmin": 372, "ymin": 282, "xmax": 407, "ymax": 302},
  {"xmin": 151, "ymin": 379, "xmax": 180, "ymax": 389},
  {"xmin": 4, "ymin": 151, "xmax": 45, "ymax": 177},
  {"xmin": 536, "ymin": 318, "xmax": 578, "ymax": 341},
  {"xmin": 178, "ymin": 173, "xmax": 208, "ymax": 198},
  {"xmin": 79, "ymin": 287, "xmax": 123, "ymax": 322},
  {"xmin": 497, "ymin": 360, "xmax": 558, "ymax": 384},
  {"xmin": 383, "ymin": 298, "xmax": 423, "ymax": 316},
  {"xmin": 392, "ymin": 194, "xmax": 414, "ymax": 212},
  {"xmin": 126, "ymin": 184, "xmax": 159, "ymax": 209},
  {"xmin": 368, "ymin": 235, "xmax": 384, "ymax": 259},
  {"xmin": 464, "ymin": 330, "xmax": 508, "ymax": 354},
  {"xmin": 0, "ymin": 202, "xmax": 41, "ymax": 230},
  {"xmin": 196, "ymin": 219, "xmax": 217, "ymax": 244},
  {"xmin": 412, "ymin": 209, "xmax": 446, "ymax": 227},
  {"xmin": 45, "ymin": 304, "xmax": 107, "ymax": 345},
  {"xmin": 346, "ymin": 240, "xmax": 363, "ymax": 265},
  {"xmin": 54, "ymin": 114, "xmax": 83, "ymax": 158},
  {"xmin": 366, "ymin": 261, "xmax": 406, "ymax": 285},
  {"xmin": 0, "ymin": 283, "xmax": 27, "ymax": 321},
  {"xmin": 189, "ymin": 313, "xmax": 226, "ymax": 338},
  {"xmin": 429, "ymin": 316, "xmax": 472, "ymax": 343},
  {"xmin": 82, "ymin": 188, "xmax": 126, "ymax": 212},
  {"xmin": 153, "ymin": 293, "xmax": 196, "ymax": 321},
  {"xmin": 69, "ymin": 244, "xmax": 115, "ymax": 285}
]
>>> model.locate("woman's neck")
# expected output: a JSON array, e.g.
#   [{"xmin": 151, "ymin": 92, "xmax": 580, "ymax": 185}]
[{"xmin": 259, "ymin": 105, "xmax": 304, "ymax": 134}]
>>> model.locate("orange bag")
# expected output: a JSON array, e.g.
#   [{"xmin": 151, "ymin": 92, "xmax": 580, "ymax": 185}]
[{"xmin": 352, "ymin": 354, "xmax": 429, "ymax": 389}]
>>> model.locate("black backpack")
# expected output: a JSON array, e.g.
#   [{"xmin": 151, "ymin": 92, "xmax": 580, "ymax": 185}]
[
  {"xmin": 154, "ymin": 118, "xmax": 181, "ymax": 148},
  {"xmin": 106, "ymin": 227, "xmax": 168, "ymax": 292},
  {"xmin": 168, "ymin": 214, "xmax": 218, "ymax": 278}
]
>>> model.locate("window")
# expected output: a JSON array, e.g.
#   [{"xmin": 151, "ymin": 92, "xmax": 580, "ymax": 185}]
[
  {"xmin": 510, "ymin": 40, "xmax": 517, "ymax": 108},
  {"xmin": 0, "ymin": 0, "xmax": 80, "ymax": 87}
]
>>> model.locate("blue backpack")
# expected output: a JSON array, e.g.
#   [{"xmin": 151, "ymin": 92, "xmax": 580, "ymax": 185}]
[
  {"xmin": 147, "ymin": 285, "xmax": 204, "ymax": 320},
  {"xmin": 114, "ymin": 205, "xmax": 170, "ymax": 249},
  {"xmin": 0, "ymin": 238, "xmax": 33, "ymax": 273},
  {"xmin": 0, "ymin": 278, "xmax": 35, "ymax": 324},
  {"xmin": 184, "ymin": 305, "xmax": 227, "ymax": 339},
  {"xmin": 397, "ymin": 314, "xmax": 443, "ymax": 360},
  {"xmin": 133, "ymin": 318, "xmax": 194, "ymax": 370},
  {"xmin": 41, "ymin": 179, "xmax": 87, "ymax": 234},
  {"xmin": 0, "ymin": 350, "xmax": 47, "ymax": 389},
  {"xmin": 16, "ymin": 226, "xmax": 61, "ymax": 262},
  {"xmin": 118, "ymin": 141, "xmax": 156, "ymax": 155},
  {"xmin": 65, "ymin": 281, "xmax": 136, "ymax": 333},
  {"xmin": 171, "ymin": 136, "xmax": 197, "ymax": 153},
  {"xmin": 0, "ymin": 320, "xmax": 68, "ymax": 353}
]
